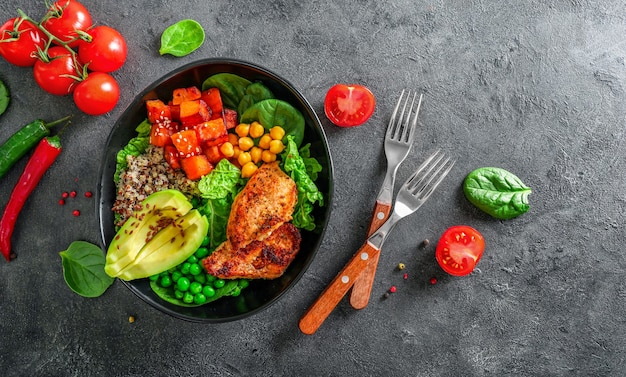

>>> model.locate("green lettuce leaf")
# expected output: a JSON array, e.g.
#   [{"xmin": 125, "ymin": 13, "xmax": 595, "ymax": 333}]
[
  {"xmin": 114, "ymin": 119, "xmax": 151, "ymax": 183},
  {"xmin": 282, "ymin": 136, "xmax": 324, "ymax": 231}
]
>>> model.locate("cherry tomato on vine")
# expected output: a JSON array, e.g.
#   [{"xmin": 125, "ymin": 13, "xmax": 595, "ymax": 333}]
[
  {"xmin": 435, "ymin": 225, "xmax": 485, "ymax": 276},
  {"xmin": 324, "ymin": 84, "xmax": 376, "ymax": 127},
  {"xmin": 73, "ymin": 72, "xmax": 120, "ymax": 116},
  {"xmin": 0, "ymin": 18, "xmax": 48, "ymax": 67},
  {"xmin": 42, "ymin": 0, "xmax": 92, "ymax": 47},
  {"xmin": 33, "ymin": 46, "xmax": 80, "ymax": 96},
  {"xmin": 78, "ymin": 25, "xmax": 127, "ymax": 72}
]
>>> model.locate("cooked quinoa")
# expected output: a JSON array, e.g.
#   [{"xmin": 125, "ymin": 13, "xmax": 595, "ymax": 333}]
[{"xmin": 112, "ymin": 145, "xmax": 200, "ymax": 227}]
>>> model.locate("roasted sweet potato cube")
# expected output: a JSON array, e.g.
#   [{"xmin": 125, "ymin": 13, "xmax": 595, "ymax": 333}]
[
  {"xmin": 146, "ymin": 99, "xmax": 172, "ymax": 124},
  {"xmin": 169, "ymin": 104, "xmax": 180, "ymax": 122},
  {"xmin": 195, "ymin": 118, "xmax": 228, "ymax": 147},
  {"xmin": 223, "ymin": 108, "xmax": 238, "ymax": 129},
  {"xmin": 150, "ymin": 123, "xmax": 174, "ymax": 147},
  {"xmin": 164, "ymin": 145, "xmax": 181, "ymax": 170},
  {"xmin": 201, "ymin": 88, "xmax": 224, "ymax": 120},
  {"xmin": 179, "ymin": 100, "xmax": 211, "ymax": 129},
  {"xmin": 204, "ymin": 145, "xmax": 225, "ymax": 164},
  {"xmin": 181, "ymin": 155, "xmax": 213, "ymax": 180},
  {"xmin": 172, "ymin": 86, "xmax": 202, "ymax": 105},
  {"xmin": 171, "ymin": 129, "xmax": 202, "ymax": 158}
]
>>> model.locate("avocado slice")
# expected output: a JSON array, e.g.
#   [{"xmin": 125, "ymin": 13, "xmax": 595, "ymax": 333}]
[
  {"xmin": 115, "ymin": 209, "xmax": 209, "ymax": 281},
  {"xmin": 105, "ymin": 190, "xmax": 194, "ymax": 278}
]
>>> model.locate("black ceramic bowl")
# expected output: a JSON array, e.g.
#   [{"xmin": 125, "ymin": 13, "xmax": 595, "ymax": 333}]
[{"xmin": 96, "ymin": 58, "xmax": 333, "ymax": 322}]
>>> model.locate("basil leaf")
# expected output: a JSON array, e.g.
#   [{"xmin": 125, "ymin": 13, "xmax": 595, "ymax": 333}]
[
  {"xmin": 60, "ymin": 241, "xmax": 114, "ymax": 298},
  {"xmin": 0, "ymin": 79, "xmax": 9, "ymax": 116},
  {"xmin": 159, "ymin": 19, "xmax": 205, "ymax": 57},
  {"xmin": 463, "ymin": 167, "xmax": 531, "ymax": 220}
]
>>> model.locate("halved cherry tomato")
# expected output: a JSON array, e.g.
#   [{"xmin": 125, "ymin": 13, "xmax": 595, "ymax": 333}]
[
  {"xmin": 324, "ymin": 84, "xmax": 375, "ymax": 127},
  {"xmin": 0, "ymin": 18, "xmax": 48, "ymax": 67},
  {"xmin": 33, "ymin": 46, "xmax": 80, "ymax": 96},
  {"xmin": 77, "ymin": 25, "xmax": 127, "ymax": 72},
  {"xmin": 73, "ymin": 72, "xmax": 120, "ymax": 116},
  {"xmin": 42, "ymin": 0, "xmax": 92, "ymax": 47},
  {"xmin": 435, "ymin": 225, "xmax": 485, "ymax": 276}
]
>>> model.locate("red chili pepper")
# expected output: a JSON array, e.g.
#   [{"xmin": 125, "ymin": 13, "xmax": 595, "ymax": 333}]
[{"xmin": 0, "ymin": 136, "xmax": 62, "ymax": 261}]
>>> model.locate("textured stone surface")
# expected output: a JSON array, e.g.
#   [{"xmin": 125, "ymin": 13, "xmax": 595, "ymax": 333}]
[{"xmin": 1, "ymin": 1, "xmax": 625, "ymax": 375}]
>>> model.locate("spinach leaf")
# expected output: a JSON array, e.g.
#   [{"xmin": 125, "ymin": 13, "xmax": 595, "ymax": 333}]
[
  {"xmin": 159, "ymin": 19, "xmax": 205, "ymax": 57},
  {"xmin": 0, "ymin": 79, "xmax": 9, "ymax": 116},
  {"xmin": 237, "ymin": 82, "xmax": 274, "ymax": 115},
  {"xmin": 240, "ymin": 99, "xmax": 305, "ymax": 147},
  {"xmin": 150, "ymin": 279, "xmax": 242, "ymax": 307},
  {"xmin": 282, "ymin": 136, "xmax": 324, "ymax": 231},
  {"xmin": 463, "ymin": 167, "xmax": 531, "ymax": 220},
  {"xmin": 60, "ymin": 241, "xmax": 114, "ymax": 298},
  {"xmin": 201, "ymin": 73, "xmax": 252, "ymax": 110}
]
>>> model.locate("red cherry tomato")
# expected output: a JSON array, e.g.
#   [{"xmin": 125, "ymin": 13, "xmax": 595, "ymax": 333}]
[
  {"xmin": 78, "ymin": 26, "xmax": 127, "ymax": 72},
  {"xmin": 33, "ymin": 46, "xmax": 80, "ymax": 96},
  {"xmin": 324, "ymin": 84, "xmax": 375, "ymax": 127},
  {"xmin": 0, "ymin": 18, "xmax": 48, "ymax": 67},
  {"xmin": 435, "ymin": 225, "xmax": 485, "ymax": 276},
  {"xmin": 42, "ymin": 0, "xmax": 92, "ymax": 47},
  {"xmin": 73, "ymin": 72, "xmax": 120, "ymax": 116}
]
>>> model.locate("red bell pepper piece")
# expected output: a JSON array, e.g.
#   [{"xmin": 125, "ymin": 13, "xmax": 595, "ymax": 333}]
[{"xmin": 0, "ymin": 136, "xmax": 62, "ymax": 261}]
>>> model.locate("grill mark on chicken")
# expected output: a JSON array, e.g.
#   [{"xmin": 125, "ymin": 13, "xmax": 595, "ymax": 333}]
[{"xmin": 203, "ymin": 162, "xmax": 301, "ymax": 279}]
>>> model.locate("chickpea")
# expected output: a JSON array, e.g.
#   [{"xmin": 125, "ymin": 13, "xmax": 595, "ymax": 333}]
[
  {"xmin": 241, "ymin": 161, "xmax": 259, "ymax": 178},
  {"xmin": 261, "ymin": 150, "xmax": 277, "ymax": 163},
  {"xmin": 238, "ymin": 136, "xmax": 254, "ymax": 151},
  {"xmin": 269, "ymin": 126, "xmax": 285, "ymax": 141},
  {"xmin": 249, "ymin": 121, "xmax": 265, "ymax": 139},
  {"xmin": 250, "ymin": 146, "xmax": 263, "ymax": 164},
  {"xmin": 237, "ymin": 151, "xmax": 252, "ymax": 166},
  {"xmin": 269, "ymin": 139, "xmax": 285, "ymax": 154},
  {"xmin": 219, "ymin": 142, "xmax": 235, "ymax": 158},
  {"xmin": 258, "ymin": 134, "xmax": 272, "ymax": 149},
  {"xmin": 235, "ymin": 123, "xmax": 250, "ymax": 138}
]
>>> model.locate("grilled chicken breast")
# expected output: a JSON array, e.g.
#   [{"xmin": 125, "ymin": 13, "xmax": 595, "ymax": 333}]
[{"xmin": 203, "ymin": 162, "xmax": 301, "ymax": 279}]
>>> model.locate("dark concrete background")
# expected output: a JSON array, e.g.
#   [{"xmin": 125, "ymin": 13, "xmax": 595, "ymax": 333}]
[{"xmin": 1, "ymin": 0, "xmax": 625, "ymax": 375}]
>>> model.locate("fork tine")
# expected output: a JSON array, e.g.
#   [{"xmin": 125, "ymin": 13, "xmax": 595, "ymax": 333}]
[
  {"xmin": 386, "ymin": 89, "xmax": 407, "ymax": 138},
  {"xmin": 387, "ymin": 90, "xmax": 423, "ymax": 143},
  {"xmin": 403, "ymin": 93, "xmax": 423, "ymax": 143},
  {"xmin": 405, "ymin": 150, "xmax": 455, "ymax": 200}
]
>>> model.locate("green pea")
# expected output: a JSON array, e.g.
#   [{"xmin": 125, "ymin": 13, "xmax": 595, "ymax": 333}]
[
  {"xmin": 174, "ymin": 290, "xmax": 184, "ymax": 300},
  {"xmin": 160, "ymin": 275, "xmax": 172, "ymax": 288},
  {"xmin": 149, "ymin": 274, "xmax": 160, "ymax": 281},
  {"xmin": 187, "ymin": 255, "xmax": 198, "ymax": 264},
  {"xmin": 183, "ymin": 292, "xmax": 194, "ymax": 304},
  {"xmin": 193, "ymin": 293, "xmax": 207, "ymax": 305},
  {"xmin": 194, "ymin": 274, "xmax": 206, "ymax": 284},
  {"xmin": 201, "ymin": 235, "xmax": 209, "ymax": 247},
  {"xmin": 189, "ymin": 263, "xmax": 202, "ymax": 276},
  {"xmin": 171, "ymin": 271, "xmax": 182, "ymax": 283},
  {"xmin": 195, "ymin": 247, "xmax": 209, "ymax": 259},
  {"xmin": 214, "ymin": 279, "xmax": 225, "ymax": 289},
  {"xmin": 189, "ymin": 282, "xmax": 202, "ymax": 295},
  {"xmin": 180, "ymin": 262, "xmax": 191, "ymax": 275},
  {"xmin": 238, "ymin": 280, "xmax": 249, "ymax": 289},
  {"xmin": 176, "ymin": 277, "xmax": 191, "ymax": 292},
  {"xmin": 206, "ymin": 274, "xmax": 216, "ymax": 282},
  {"xmin": 202, "ymin": 286, "xmax": 215, "ymax": 297}
]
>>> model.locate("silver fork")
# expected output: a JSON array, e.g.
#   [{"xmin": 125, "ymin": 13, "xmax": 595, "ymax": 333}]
[
  {"xmin": 350, "ymin": 90, "xmax": 423, "ymax": 309},
  {"xmin": 299, "ymin": 150, "xmax": 455, "ymax": 335}
]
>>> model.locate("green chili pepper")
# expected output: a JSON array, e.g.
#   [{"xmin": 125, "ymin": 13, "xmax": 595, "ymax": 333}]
[{"xmin": 0, "ymin": 115, "xmax": 71, "ymax": 180}]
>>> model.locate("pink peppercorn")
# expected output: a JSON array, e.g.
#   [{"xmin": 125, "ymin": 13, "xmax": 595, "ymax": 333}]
[
  {"xmin": 69, "ymin": 191, "xmax": 77, "ymax": 198},
  {"xmin": 62, "ymin": 192, "xmax": 69, "ymax": 199},
  {"xmin": 59, "ymin": 199, "xmax": 65, "ymax": 206},
  {"xmin": 430, "ymin": 277, "xmax": 437, "ymax": 285},
  {"xmin": 72, "ymin": 210, "xmax": 80, "ymax": 217},
  {"xmin": 84, "ymin": 191, "xmax": 93, "ymax": 198},
  {"xmin": 389, "ymin": 286, "xmax": 397, "ymax": 293}
]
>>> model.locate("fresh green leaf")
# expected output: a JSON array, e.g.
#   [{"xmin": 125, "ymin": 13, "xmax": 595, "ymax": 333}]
[
  {"xmin": 198, "ymin": 159, "xmax": 241, "ymax": 200},
  {"xmin": 60, "ymin": 241, "xmax": 114, "ymax": 298},
  {"xmin": 463, "ymin": 167, "xmax": 531, "ymax": 220},
  {"xmin": 282, "ymin": 136, "xmax": 324, "ymax": 231},
  {"xmin": 241, "ymin": 99, "xmax": 305, "ymax": 147},
  {"xmin": 237, "ymin": 82, "xmax": 274, "ymax": 115},
  {"xmin": 0, "ymin": 79, "xmax": 9, "ymax": 116},
  {"xmin": 159, "ymin": 19, "xmax": 205, "ymax": 57},
  {"xmin": 201, "ymin": 73, "xmax": 252, "ymax": 110}
]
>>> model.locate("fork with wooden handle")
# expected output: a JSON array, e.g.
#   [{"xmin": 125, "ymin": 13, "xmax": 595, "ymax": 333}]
[
  {"xmin": 299, "ymin": 150, "xmax": 455, "ymax": 335},
  {"xmin": 349, "ymin": 90, "xmax": 423, "ymax": 310}
]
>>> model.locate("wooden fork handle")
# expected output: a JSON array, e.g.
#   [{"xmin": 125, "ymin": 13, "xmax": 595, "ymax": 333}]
[
  {"xmin": 348, "ymin": 201, "xmax": 391, "ymax": 310},
  {"xmin": 299, "ymin": 242, "xmax": 380, "ymax": 335}
]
